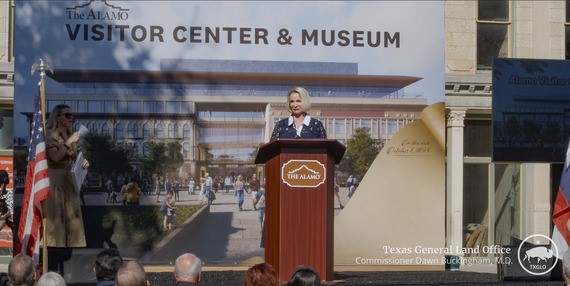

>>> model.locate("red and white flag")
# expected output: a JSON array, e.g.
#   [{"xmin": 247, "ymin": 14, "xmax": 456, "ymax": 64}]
[
  {"xmin": 552, "ymin": 141, "xmax": 570, "ymax": 258},
  {"xmin": 14, "ymin": 83, "xmax": 51, "ymax": 264}
]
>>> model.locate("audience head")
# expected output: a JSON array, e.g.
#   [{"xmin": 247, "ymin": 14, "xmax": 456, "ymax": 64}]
[
  {"xmin": 243, "ymin": 262, "xmax": 279, "ymax": 286},
  {"xmin": 8, "ymin": 253, "xmax": 36, "ymax": 286},
  {"xmin": 36, "ymin": 271, "xmax": 66, "ymax": 286},
  {"xmin": 174, "ymin": 253, "xmax": 202, "ymax": 284},
  {"xmin": 287, "ymin": 266, "xmax": 321, "ymax": 286},
  {"xmin": 115, "ymin": 261, "xmax": 148, "ymax": 286},
  {"xmin": 95, "ymin": 248, "xmax": 124, "ymax": 282}
]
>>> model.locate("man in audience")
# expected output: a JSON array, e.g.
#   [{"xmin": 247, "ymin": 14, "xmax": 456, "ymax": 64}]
[
  {"xmin": 8, "ymin": 253, "xmax": 36, "ymax": 286},
  {"xmin": 115, "ymin": 260, "xmax": 149, "ymax": 286},
  {"xmin": 173, "ymin": 253, "xmax": 202, "ymax": 285},
  {"xmin": 95, "ymin": 248, "xmax": 124, "ymax": 285}
]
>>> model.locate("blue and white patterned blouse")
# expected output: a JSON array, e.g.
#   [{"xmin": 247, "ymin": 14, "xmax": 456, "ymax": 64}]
[{"xmin": 271, "ymin": 114, "xmax": 327, "ymax": 139}]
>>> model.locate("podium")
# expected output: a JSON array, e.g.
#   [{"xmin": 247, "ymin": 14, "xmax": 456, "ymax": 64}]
[{"xmin": 255, "ymin": 139, "xmax": 345, "ymax": 282}]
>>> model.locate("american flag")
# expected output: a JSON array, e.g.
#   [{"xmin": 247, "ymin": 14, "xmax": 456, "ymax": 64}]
[
  {"xmin": 15, "ymin": 83, "xmax": 51, "ymax": 264},
  {"xmin": 552, "ymin": 141, "xmax": 570, "ymax": 258}
]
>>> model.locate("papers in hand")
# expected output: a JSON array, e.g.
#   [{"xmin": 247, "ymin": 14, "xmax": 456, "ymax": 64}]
[
  {"xmin": 78, "ymin": 125, "xmax": 89, "ymax": 137},
  {"xmin": 71, "ymin": 152, "xmax": 88, "ymax": 192}
]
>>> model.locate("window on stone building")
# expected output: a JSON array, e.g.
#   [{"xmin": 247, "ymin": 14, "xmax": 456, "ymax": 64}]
[
  {"xmin": 90, "ymin": 122, "xmax": 98, "ymax": 133},
  {"xmin": 102, "ymin": 123, "xmax": 110, "ymax": 135},
  {"xmin": 143, "ymin": 101, "xmax": 153, "ymax": 113},
  {"xmin": 477, "ymin": 0, "xmax": 510, "ymax": 70},
  {"xmin": 182, "ymin": 102, "xmax": 192, "ymax": 114},
  {"xmin": 127, "ymin": 101, "xmax": 141, "ymax": 113},
  {"xmin": 334, "ymin": 119, "xmax": 345, "ymax": 134},
  {"xmin": 346, "ymin": 119, "xmax": 353, "ymax": 135},
  {"xmin": 387, "ymin": 119, "xmax": 396, "ymax": 135},
  {"xmin": 128, "ymin": 123, "xmax": 139, "ymax": 138},
  {"xmin": 566, "ymin": 0, "xmax": 570, "ymax": 59},
  {"xmin": 127, "ymin": 123, "xmax": 134, "ymax": 138},
  {"xmin": 115, "ymin": 123, "xmax": 124, "ymax": 138},
  {"xmin": 133, "ymin": 142, "xmax": 139, "ymax": 156},
  {"xmin": 77, "ymin": 101, "xmax": 87, "ymax": 112},
  {"xmin": 183, "ymin": 142, "xmax": 190, "ymax": 159},
  {"xmin": 156, "ymin": 102, "xmax": 164, "ymax": 114},
  {"xmin": 183, "ymin": 124, "xmax": 190, "ymax": 139},
  {"xmin": 143, "ymin": 142, "xmax": 149, "ymax": 156},
  {"xmin": 174, "ymin": 123, "xmax": 179, "ymax": 138},
  {"xmin": 156, "ymin": 123, "xmax": 164, "ymax": 138},
  {"xmin": 104, "ymin": 101, "xmax": 113, "ymax": 113},
  {"xmin": 166, "ymin": 101, "xmax": 181, "ymax": 114},
  {"xmin": 87, "ymin": 101, "xmax": 101, "ymax": 113},
  {"xmin": 464, "ymin": 119, "xmax": 492, "ymax": 157},
  {"xmin": 143, "ymin": 123, "xmax": 150, "ymax": 139},
  {"xmin": 371, "ymin": 119, "xmax": 378, "ymax": 137},
  {"xmin": 168, "ymin": 123, "xmax": 175, "ymax": 138},
  {"xmin": 117, "ymin": 102, "xmax": 127, "ymax": 113}
]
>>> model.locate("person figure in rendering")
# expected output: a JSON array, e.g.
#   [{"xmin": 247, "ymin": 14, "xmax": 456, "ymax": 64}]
[
  {"xmin": 188, "ymin": 177, "xmax": 195, "ymax": 195},
  {"xmin": 235, "ymin": 174, "xmax": 246, "ymax": 211},
  {"xmin": 334, "ymin": 178, "xmax": 344, "ymax": 209},
  {"xmin": 224, "ymin": 175, "xmax": 232, "ymax": 194},
  {"xmin": 205, "ymin": 173, "xmax": 214, "ymax": 205},
  {"xmin": 95, "ymin": 248, "xmax": 124, "ymax": 286},
  {"xmin": 199, "ymin": 175, "xmax": 206, "ymax": 204},
  {"xmin": 173, "ymin": 177, "xmax": 180, "ymax": 202},
  {"xmin": 256, "ymin": 185, "xmax": 266, "ymax": 232},
  {"xmin": 173, "ymin": 253, "xmax": 202, "ymax": 286},
  {"xmin": 249, "ymin": 174, "xmax": 260, "ymax": 211},
  {"xmin": 161, "ymin": 191, "xmax": 177, "ymax": 231},
  {"xmin": 8, "ymin": 253, "xmax": 37, "ymax": 286},
  {"xmin": 45, "ymin": 104, "xmax": 89, "ymax": 247},
  {"xmin": 125, "ymin": 177, "xmax": 141, "ymax": 206},
  {"xmin": 105, "ymin": 177, "xmax": 114, "ymax": 203},
  {"xmin": 270, "ymin": 87, "xmax": 327, "ymax": 139}
]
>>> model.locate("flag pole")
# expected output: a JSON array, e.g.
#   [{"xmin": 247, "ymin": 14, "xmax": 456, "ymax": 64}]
[{"xmin": 31, "ymin": 59, "xmax": 52, "ymax": 274}]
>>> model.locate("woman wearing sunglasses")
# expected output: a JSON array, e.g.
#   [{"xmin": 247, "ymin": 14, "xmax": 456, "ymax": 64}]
[{"xmin": 44, "ymin": 104, "xmax": 89, "ymax": 247}]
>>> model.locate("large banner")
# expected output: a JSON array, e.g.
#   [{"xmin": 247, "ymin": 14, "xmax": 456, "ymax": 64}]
[
  {"xmin": 15, "ymin": 1, "xmax": 443, "ymax": 108},
  {"xmin": 14, "ymin": 0, "xmax": 445, "ymax": 269}
]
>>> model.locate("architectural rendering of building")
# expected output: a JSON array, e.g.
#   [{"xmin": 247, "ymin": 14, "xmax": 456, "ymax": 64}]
[{"xmin": 1, "ymin": 0, "xmax": 570, "ymax": 268}]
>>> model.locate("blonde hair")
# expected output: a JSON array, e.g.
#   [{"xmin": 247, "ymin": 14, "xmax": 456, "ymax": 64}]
[
  {"xmin": 287, "ymin": 87, "xmax": 311, "ymax": 114},
  {"xmin": 46, "ymin": 104, "xmax": 72, "ymax": 134}
]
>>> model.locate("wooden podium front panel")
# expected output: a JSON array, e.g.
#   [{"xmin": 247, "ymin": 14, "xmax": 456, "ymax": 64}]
[
  {"xmin": 265, "ymin": 150, "xmax": 335, "ymax": 282},
  {"xmin": 264, "ymin": 153, "xmax": 282, "ymax": 273}
]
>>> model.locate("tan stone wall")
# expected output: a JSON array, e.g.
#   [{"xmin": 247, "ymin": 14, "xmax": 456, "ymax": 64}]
[
  {"xmin": 445, "ymin": 1, "xmax": 477, "ymax": 74},
  {"xmin": 0, "ymin": 0, "xmax": 9, "ymax": 62},
  {"xmin": 445, "ymin": 1, "xmax": 566, "ymax": 73}
]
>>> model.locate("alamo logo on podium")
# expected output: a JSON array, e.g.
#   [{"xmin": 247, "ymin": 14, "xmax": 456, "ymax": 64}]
[{"xmin": 281, "ymin": 160, "xmax": 326, "ymax": 188}]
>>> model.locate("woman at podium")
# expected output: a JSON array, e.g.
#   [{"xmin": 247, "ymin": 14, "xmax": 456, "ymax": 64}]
[{"xmin": 271, "ymin": 87, "xmax": 327, "ymax": 139}]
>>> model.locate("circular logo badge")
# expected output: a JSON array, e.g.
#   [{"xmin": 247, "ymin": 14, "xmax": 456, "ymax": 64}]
[{"xmin": 516, "ymin": 234, "xmax": 558, "ymax": 276}]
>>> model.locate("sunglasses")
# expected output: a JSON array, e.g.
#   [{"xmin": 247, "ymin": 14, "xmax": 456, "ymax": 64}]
[{"xmin": 60, "ymin": 113, "xmax": 74, "ymax": 119}]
